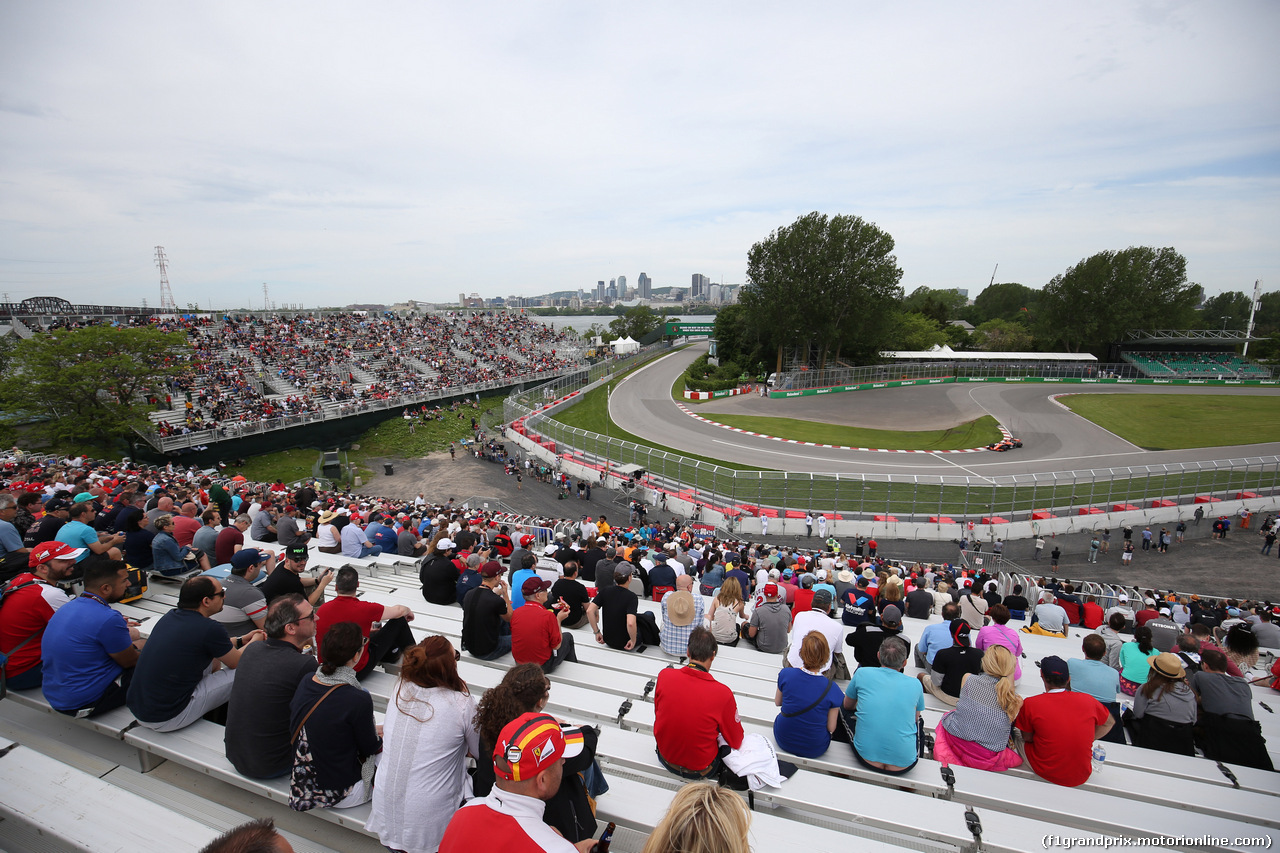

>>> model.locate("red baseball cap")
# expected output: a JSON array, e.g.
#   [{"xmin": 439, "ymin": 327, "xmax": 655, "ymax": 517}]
[
  {"xmin": 29, "ymin": 541, "xmax": 86, "ymax": 568},
  {"xmin": 492, "ymin": 713, "xmax": 584, "ymax": 782}
]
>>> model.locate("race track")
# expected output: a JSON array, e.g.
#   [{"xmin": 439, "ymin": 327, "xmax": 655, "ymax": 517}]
[{"xmin": 608, "ymin": 343, "xmax": 1280, "ymax": 476}]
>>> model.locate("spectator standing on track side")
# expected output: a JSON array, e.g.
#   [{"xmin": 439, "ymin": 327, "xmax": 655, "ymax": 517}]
[
  {"xmin": 1033, "ymin": 536, "xmax": 1044, "ymax": 561},
  {"xmin": 1049, "ymin": 545, "xmax": 1061, "ymax": 569}
]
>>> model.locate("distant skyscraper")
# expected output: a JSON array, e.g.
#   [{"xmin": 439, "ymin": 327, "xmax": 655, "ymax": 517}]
[
  {"xmin": 607, "ymin": 279, "xmax": 618, "ymax": 302},
  {"xmin": 638, "ymin": 272, "xmax": 651, "ymax": 299},
  {"xmin": 597, "ymin": 281, "xmax": 606, "ymax": 303},
  {"xmin": 691, "ymin": 274, "xmax": 710, "ymax": 299},
  {"xmin": 617, "ymin": 275, "xmax": 627, "ymax": 299}
]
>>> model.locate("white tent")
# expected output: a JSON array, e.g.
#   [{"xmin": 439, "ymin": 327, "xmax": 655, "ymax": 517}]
[{"xmin": 610, "ymin": 336, "xmax": 640, "ymax": 354}]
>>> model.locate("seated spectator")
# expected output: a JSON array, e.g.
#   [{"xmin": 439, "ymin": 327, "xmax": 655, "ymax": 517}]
[
  {"xmin": 470, "ymin": 664, "xmax": 601, "ymax": 843},
  {"xmin": 1223, "ymin": 623, "xmax": 1260, "ymax": 674},
  {"xmin": 1068, "ymin": 634, "xmax": 1124, "ymax": 744},
  {"xmin": 745, "ymin": 582, "xmax": 790, "ymax": 654},
  {"xmin": 419, "ymin": 537, "xmax": 460, "ymax": 605},
  {"xmin": 1095, "ymin": 612, "xmax": 1127, "ymax": 670},
  {"xmin": 260, "ymin": 544, "xmax": 333, "ymax": 607},
  {"xmin": 841, "ymin": 637, "xmax": 922, "ymax": 773},
  {"xmin": 225, "ymin": 594, "xmax": 319, "ymax": 779},
  {"xmin": 151, "ymin": 513, "xmax": 210, "ymax": 576},
  {"xmin": 904, "ymin": 579, "xmax": 935, "ymax": 620},
  {"xmin": 37, "ymin": 557, "xmax": 142, "ymax": 716},
  {"xmin": 933, "ymin": 645, "xmax": 1024, "ymax": 772},
  {"xmin": 250, "ymin": 506, "xmax": 278, "ymax": 543},
  {"xmin": 920, "ymin": 620, "xmax": 984, "ymax": 705},
  {"xmin": 511, "ymin": 576, "xmax": 577, "ymax": 673},
  {"xmin": 214, "ymin": 514, "xmax": 251, "ymax": 566},
  {"xmin": 588, "ymin": 564, "xmax": 658, "ymax": 653},
  {"xmin": 1024, "ymin": 596, "xmax": 1068, "ymax": 637},
  {"xmin": 956, "ymin": 585, "xmax": 989, "ymax": 629},
  {"xmin": 314, "ymin": 510, "xmax": 343, "ymax": 554},
  {"xmin": 191, "ymin": 508, "xmax": 222, "ymax": 557},
  {"xmin": 1103, "ymin": 593, "xmax": 1135, "ymax": 627},
  {"xmin": 1192, "ymin": 649, "xmax": 1274, "ymax": 771},
  {"xmin": 1128, "ymin": 652, "xmax": 1196, "ymax": 756},
  {"xmin": 455, "ymin": 552, "xmax": 484, "ymax": 607},
  {"xmin": 289, "ymin": 622, "xmax": 382, "ymax": 810},
  {"xmin": 707, "ymin": 577, "xmax": 745, "ymax": 647},
  {"xmin": 340, "ymin": 517, "xmax": 382, "ymax": 559},
  {"xmin": 659, "ymin": 581, "xmax": 704, "ymax": 659},
  {"xmin": 197, "ymin": 818, "xmax": 292, "ymax": 853},
  {"xmin": 641, "ymin": 781, "xmax": 751, "ymax": 853},
  {"xmin": 56, "ymin": 501, "xmax": 125, "ymax": 571},
  {"xmin": 973, "ymin": 604, "xmax": 1024, "ymax": 681},
  {"xmin": 172, "ymin": 502, "xmax": 203, "ymax": 548},
  {"xmin": 1080, "ymin": 595, "xmax": 1105, "ymax": 629},
  {"xmin": 315, "ymin": 567, "xmax": 415, "ymax": 680},
  {"xmin": 1146, "ymin": 609, "xmax": 1181, "ymax": 653},
  {"xmin": 1014, "ymin": 655, "xmax": 1113, "ymax": 787},
  {"xmin": 1189, "ymin": 623, "xmax": 1242, "ymax": 676},
  {"xmin": 654, "ymin": 627, "xmax": 745, "ymax": 784},
  {"xmin": 1118, "ymin": 625, "xmax": 1156, "ymax": 696},
  {"xmin": 774, "ymin": 630, "xmax": 846, "ymax": 758},
  {"xmin": 914, "ymin": 602, "xmax": 959, "ymax": 670},
  {"xmin": 438, "ymin": 711, "xmax": 587, "ymax": 853},
  {"xmin": 840, "ymin": 576, "xmax": 877, "ymax": 627},
  {"xmin": 1000, "ymin": 584, "xmax": 1030, "ymax": 617},
  {"xmin": 368, "ymin": 636, "xmax": 478, "ymax": 852},
  {"xmin": 549, "ymin": 561, "xmax": 590, "ymax": 630},
  {"xmin": 846, "ymin": 603, "xmax": 907, "ymax": 670},
  {"xmin": 210, "ymin": 549, "xmax": 272, "ymax": 637},
  {"xmin": 121, "ymin": 510, "xmax": 156, "ymax": 569},
  {"xmin": 461, "ymin": 561, "xmax": 514, "ymax": 660},
  {"xmin": 0, "ymin": 541, "xmax": 82, "ymax": 690},
  {"xmin": 126, "ymin": 576, "xmax": 266, "ymax": 732},
  {"xmin": 1249, "ymin": 609, "xmax": 1280, "ymax": 649}
]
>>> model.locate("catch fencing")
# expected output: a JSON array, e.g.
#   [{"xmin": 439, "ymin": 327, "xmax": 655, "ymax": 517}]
[{"xmin": 505, "ymin": 361, "xmax": 1280, "ymax": 523}]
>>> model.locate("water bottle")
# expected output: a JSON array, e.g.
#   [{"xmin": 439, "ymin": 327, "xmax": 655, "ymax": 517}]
[{"xmin": 1091, "ymin": 743, "xmax": 1106, "ymax": 773}]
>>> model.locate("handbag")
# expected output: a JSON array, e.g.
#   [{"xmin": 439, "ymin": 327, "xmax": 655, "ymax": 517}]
[{"xmin": 291, "ymin": 684, "xmax": 341, "ymax": 744}]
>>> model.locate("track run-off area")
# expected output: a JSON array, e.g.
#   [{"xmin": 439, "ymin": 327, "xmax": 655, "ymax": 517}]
[{"xmin": 607, "ymin": 343, "xmax": 1280, "ymax": 479}]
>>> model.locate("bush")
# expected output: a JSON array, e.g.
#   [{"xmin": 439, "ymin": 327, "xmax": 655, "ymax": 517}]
[{"xmin": 683, "ymin": 356, "xmax": 748, "ymax": 392}]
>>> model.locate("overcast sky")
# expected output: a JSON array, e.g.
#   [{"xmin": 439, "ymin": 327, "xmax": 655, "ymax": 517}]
[{"xmin": 2, "ymin": 2, "xmax": 1277, "ymax": 310}]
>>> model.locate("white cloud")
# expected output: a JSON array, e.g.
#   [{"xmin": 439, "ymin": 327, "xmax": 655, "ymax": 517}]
[{"xmin": 1, "ymin": 0, "xmax": 1277, "ymax": 307}]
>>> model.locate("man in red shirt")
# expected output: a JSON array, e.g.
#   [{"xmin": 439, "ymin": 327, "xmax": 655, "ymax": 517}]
[
  {"xmin": 439, "ymin": 712, "xmax": 592, "ymax": 853},
  {"xmin": 0, "ymin": 541, "xmax": 83, "ymax": 690},
  {"xmin": 171, "ymin": 502, "xmax": 203, "ymax": 549},
  {"xmin": 314, "ymin": 567, "xmax": 415, "ymax": 680},
  {"xmin": 654, "ymin": 626, "xmax": 744, "ymax": 782},
  {"xmin": 511, "ymin": 577, "xmax": 577, "ymax": 673},
  {"xmin": 1014, "ymin": 655, "xmax": 1114, "ymax": 787}
]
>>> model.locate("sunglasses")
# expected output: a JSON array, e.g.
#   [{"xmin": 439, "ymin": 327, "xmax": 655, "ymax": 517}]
[{"xmin": 210, "ymin": 589, "xmax": 226, "ymax": 598}]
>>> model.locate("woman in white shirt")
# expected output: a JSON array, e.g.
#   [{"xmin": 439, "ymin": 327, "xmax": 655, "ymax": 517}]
[
  {"xmin": 315, "ymin": 510, "xmax": 342, "ymax": 554},
  {"xmin": 367, "ymin": 636, "xmax": 479, "ymax": 853}
]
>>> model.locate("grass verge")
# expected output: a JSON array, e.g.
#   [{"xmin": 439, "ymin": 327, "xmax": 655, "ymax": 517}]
[
  {"xmin": 1060, "ymin": 394, "xmax": 1280, "ymax": 450},
  {"xmin": 707, "ymin": 414, "xmax": 1002, "ymax": 451}
]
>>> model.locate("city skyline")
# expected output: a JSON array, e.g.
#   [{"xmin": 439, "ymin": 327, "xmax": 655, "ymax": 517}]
[{"xmin": 2, "ymin": 3, "xmax": 1277, "ymax": 309}]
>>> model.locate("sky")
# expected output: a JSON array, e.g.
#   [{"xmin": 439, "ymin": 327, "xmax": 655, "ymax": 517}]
[{"xmin": 1, "ymin": 1, "xmax": 1278, "ymax": 310}]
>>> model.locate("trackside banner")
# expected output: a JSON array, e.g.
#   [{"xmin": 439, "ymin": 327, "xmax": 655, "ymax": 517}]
[{"xmin": 771, "ymin": 376, "xmax": 1280, "ymax": 398}]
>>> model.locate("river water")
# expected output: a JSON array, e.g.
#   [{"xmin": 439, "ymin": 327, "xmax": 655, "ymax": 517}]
[{"xmin": 530, "ymin": 314, "xmax": 708, "ymax": 336}]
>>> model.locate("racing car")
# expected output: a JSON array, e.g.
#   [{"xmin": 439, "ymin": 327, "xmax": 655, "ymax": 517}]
[{"xmin": 986, "ymin": 437, "xmax": 1023, "ymax": 452}]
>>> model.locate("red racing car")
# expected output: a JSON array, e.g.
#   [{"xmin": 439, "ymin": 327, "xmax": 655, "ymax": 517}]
[{"xmin": 987, "ymin": 437, "xmax": 1023, "ymax": 452}]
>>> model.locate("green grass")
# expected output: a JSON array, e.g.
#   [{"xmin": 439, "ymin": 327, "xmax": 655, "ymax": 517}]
[
  {"xmin": 229, "ymin": 449, "xmax": 323, "ymax": 485},
  {"xmin": 551, "ymin": 379, "xmax": 770, "ymax": 472},
  {"xmin": 1061, "ymin": 394, "xmax": 1280, "ymax": 450},
  {"xmin": 708, "ymin": 414, "xmax": 1003, "ymax": 451}
]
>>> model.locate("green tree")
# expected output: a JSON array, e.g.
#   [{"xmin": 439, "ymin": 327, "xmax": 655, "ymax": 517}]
[
  {"xmin": 974, "ymin": 318, "xmax": 1035, "ymax": 351},
  {"xmin": 711, "ymin": 303, "xmax": 755, "ymax": 366},
  {"xmin": 0, "ymin": 325, "xmax": 188, "ymax": 448},
  {"xmin": 1198, "ymin": 291, "xmax": 1252, "ymax": 332},
  {"xmin": 969, "ymin": 282, "xmax": 1039, "ymax": 324},
  {"xmin": 741, "ymin": 212, "xmax": 903, "ymax": 370},
  {"xmin": 902, "ymin": 287, "xmax": 968, "ymax": 325},
  {"xmin": 608, "ymin": 304, "xmax": 662, "ymax": 341},
  {"xmin": 1037, "ymin": 247, "xmax": 1201, "ymax": 354},
  {"xmin": 891, "ymin": 312, "xmax": 950, "ymax": 351}
]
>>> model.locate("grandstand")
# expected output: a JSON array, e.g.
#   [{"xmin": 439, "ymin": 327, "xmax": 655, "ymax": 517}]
[
  {"xmin": 1119, "ymin": 330, "xmax": 1272, "ymax": 380},
  {"xmin": 140, "ymin": 311, "xmax": 587, "ymax": 451},
  {"xmin": 1, "ymin": 454, "xmax": 1278, "ymax": 852}
]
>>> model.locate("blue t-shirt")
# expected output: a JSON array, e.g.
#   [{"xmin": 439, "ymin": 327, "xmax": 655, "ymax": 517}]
[
  {"xmin": 511, "ymin": 568, "xmax": 537, "ymax": 609},
  {"xmin": 126, "ymin": 608, "xmax": 232, "ymax": 723},
  {"xmin": 366, "ymin": 522, "xmax": 397, "ymax": 553},
  {"xmin": 41, "ymin": 596, "xmax": 133, "ymax": 711},
  {"xmin": 56, "ymin": 520, "xmax": 99, "ymax": 562},
  {"xmin": 0, "ymin": 519, "xmax": 22, "ymax": 553},
  {"xmin": 774, "ymin": 668, "xmax": 845, "ymax": 758},
  {"xmin": 1068, "ymin": 658, "xmax": 1121, "ymax": 704},
  {"xmin": 845, "ymin": 667, "xmax": 924, "ymax": 767}
]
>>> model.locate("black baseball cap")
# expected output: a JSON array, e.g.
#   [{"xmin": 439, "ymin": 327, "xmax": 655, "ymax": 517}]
[{"xmin": 286, "ymin": 544, "xmax": 310, "ymax": 560}]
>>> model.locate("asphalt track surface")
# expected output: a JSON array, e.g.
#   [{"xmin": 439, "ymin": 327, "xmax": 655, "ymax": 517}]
[{"xmin": 609, "ymin": 343, "xmax": 1280, "ymax": 477}]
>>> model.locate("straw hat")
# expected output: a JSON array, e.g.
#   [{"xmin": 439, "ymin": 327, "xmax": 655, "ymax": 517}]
[
  {"xmin": 1147, "ymin": 652, "xmax": 1186, "ymax": 680},
  {"xmin": 666, "ymin": 591, "xmax": 696, "ymax": 627}
]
